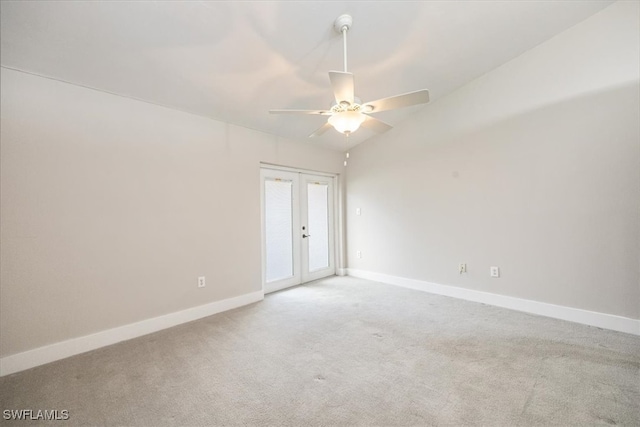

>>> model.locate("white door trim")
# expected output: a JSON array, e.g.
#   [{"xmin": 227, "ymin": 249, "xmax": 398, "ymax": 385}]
[{"xmin": 261, "ymin": 163, "xmax": 337, "ymax": 178}]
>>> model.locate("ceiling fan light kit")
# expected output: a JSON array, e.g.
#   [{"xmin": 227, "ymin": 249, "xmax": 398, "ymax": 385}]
[
  {"xmin": 328, "ymin": 110, "xmax": 366, "ymax": 134},
  {"xmin": 270, "ymin": 14, "xmax": 430, "ymax": 139}
]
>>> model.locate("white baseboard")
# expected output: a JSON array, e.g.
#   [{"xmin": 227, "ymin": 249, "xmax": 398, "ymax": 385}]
[
  {"xmin": 336, "ymin": 268, "xmax": 347, "ymax": 276},
  {"xmin": 0, "ymin": 290, "xmax": 264, "ymax": 377},
  {"xmin": 346, "ymin": 269, "xmax": 640, "ymax": 336}
]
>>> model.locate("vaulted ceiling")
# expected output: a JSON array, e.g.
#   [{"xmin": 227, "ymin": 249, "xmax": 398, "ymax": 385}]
[{"xmin": 1, "ymin": 1, "xmax": 614, "ymax": 150}]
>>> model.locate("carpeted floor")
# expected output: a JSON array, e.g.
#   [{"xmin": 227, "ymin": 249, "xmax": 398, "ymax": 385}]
[{"xmin": 1, "ymin": 276, "xmax": 639, "ymax": 426}]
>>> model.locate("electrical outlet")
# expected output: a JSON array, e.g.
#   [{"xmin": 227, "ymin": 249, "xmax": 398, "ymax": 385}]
[
  {"xmin": 198, "ymin": 276, "xmax": 206, "ymax": 288},
  {"xmin": 356, "ymin": 250, "xmax": 362, "ymax": 259},
  {"xmin": 459, "ymin": 263, "xmax": 467, "ymax": 274},
  {"xmin": 490, "ymin": 267, "xmax": 500, "ymax": 278}
]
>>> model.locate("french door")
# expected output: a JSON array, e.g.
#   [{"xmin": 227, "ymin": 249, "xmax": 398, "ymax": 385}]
[{"xmin": 260, "ymin": 168, "xmax": 335, "ymax": 293}]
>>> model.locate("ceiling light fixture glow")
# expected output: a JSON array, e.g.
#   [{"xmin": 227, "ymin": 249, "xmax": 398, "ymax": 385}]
[{"xmin": 328, "ymin": 110, "xmax": 366, "ymax": 134}]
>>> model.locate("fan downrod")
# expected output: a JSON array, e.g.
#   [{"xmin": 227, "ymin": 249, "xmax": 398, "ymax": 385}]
[{"xmin": 334, "ymin": 14, "xmax": 352, "ymax": 72}]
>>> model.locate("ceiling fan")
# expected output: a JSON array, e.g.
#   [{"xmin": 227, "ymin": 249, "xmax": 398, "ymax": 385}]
[{"xmin": 270, "ymin": 14, "xmax": 430, "ymax": 138}]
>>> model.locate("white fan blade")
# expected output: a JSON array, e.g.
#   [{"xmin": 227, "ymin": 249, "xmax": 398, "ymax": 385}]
[
  {"xmin": 361, "ymin": 115, "xmax": 393, "ymax": 133},
  {"xmin": 363, "ymin": 89, "xmax": 429, "ymax": 113},
  {"xmin": 329, "ymin": 71, "xmax": 354, "ymax": 105},
  {"xmin": 270, "ymin": 109, "xmax": 331, "ymax": 115},
  {"xmin": 309, "ymin": 122, "xmax": 333, "ymax": 138}
]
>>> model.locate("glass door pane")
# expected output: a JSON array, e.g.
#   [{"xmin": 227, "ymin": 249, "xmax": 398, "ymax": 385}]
[
  {"xmin": 265, "ymin": 179, "xmax": 294, "ymax": 283},
  {"xmin": 301, "ymin": 173, "xmax": 335, "ymax": 283},
  {"xmin": 307, "ymin": 182, "xmax": 329, "ymax": 271}
]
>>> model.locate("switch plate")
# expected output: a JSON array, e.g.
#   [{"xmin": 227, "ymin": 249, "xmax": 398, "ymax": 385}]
[
  {"xmin": 490, "ymin": 267, "xmax": 500, "ymax": 278},
  {"xmin": 356, "ymin": 208, "xmax": 361, "ymax": 216},
  {"xmin": 459, "ymin": 263, "xmax": 467, "ymax": 274},
  {"xmin": 356, "ymin": 251, "xmax": 362, "ymax": 259},
  {"xmin": 198, "ymin": 276, "xmax": 206, "ymax": 288}
]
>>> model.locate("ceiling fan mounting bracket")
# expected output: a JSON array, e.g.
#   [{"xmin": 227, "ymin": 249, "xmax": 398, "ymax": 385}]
[{"xmin": 334, "ymin": 14, "xmax": 352, "ymax": 33}]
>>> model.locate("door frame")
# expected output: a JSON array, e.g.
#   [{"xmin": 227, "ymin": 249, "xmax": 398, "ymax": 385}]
[{"xmin": 260, "ymin": 164, "xmax": 342, "ymax": 294}]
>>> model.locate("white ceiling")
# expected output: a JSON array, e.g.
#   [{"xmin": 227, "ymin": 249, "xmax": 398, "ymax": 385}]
[{"xmin": 1, "ymin": 1, "xmax": 614, "ymax": 150}]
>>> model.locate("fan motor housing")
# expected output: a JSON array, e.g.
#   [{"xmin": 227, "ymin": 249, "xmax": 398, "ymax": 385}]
[{"xmin": 330, "ymin": 97, "xmax": 362, "ymax": 113}]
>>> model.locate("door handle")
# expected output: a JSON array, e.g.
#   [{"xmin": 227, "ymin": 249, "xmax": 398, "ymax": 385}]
[{"xmin": 302, "ymin": 234, "xmax": 311, "ymax": 238}]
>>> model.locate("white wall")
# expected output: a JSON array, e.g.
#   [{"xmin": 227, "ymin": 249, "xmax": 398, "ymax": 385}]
[
  {"xmin": 0, "ymin": 68, "xmax": 344, "ymax": 358},
  {"xmin": 346, "ymin": 1, "xmax": 640, "ymax": 320}
]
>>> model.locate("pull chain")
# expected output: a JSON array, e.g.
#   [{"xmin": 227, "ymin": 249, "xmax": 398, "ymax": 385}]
[{"xmin": 344, "ymin": 134, "xmax": 350, "ymax": 166}]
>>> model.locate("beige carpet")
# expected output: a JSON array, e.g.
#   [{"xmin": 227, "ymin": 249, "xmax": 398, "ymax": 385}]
[{"xmin": 1, "ymin": 276, "xmax": 639, "ymax": 426}]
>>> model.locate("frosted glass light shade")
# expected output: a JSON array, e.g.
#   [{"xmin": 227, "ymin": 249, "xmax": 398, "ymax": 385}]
[{"xmin": 328, "ymin": 111, "xmax": 366, "ymax": 134}]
